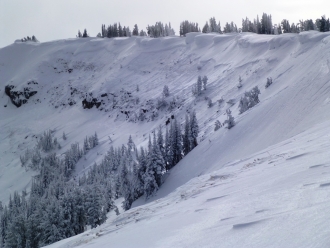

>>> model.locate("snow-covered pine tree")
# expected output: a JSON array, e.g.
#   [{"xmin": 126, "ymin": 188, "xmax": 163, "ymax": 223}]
[
  {"xmin": 169, "ymin": 119, "xmax": 183, "ymax": 168},
  {"xmin": 133, "ymin": 24, "xmax": 139, "ymax": 36},
  {"xmin": 40, "ymin": 198, "xmax": 64, "ymax": 245},
  {"xmin": 83, "ymin": 136, "xmax": 89, "ymax": 155},
  {"xmin": 197, "ymin": 76, "xmax": 203, "ymax": 96},
  {"xmin": 183, "ymin": 114, "xmax": 191, "ymax": 155},
  {"xmin": 202, "ymin": 76, "xmax": 208, "ymax": 90},
  {"xmin": 143, "ymin": 136, "xmax": 159, "ymax": 199},
  {"xmin": 265, "ymin": 77, "xmax": 273, "ymax": 88},
  {"xmin": 249, "ymin": 86, "xmax": 260, "ymax": 107},
  {"xmin": 127, "ymin": 135, "xmax": 135, "ymax": 153},
  {"xmin": 208, "ymin": 98, "xmax": 213, "ymax": 108},
  {"xmin": 224, "ymin": 109, "xmax": 235, "ymax": 129},
  {"xmin": 164, "ymin": 125, "xmax": 171, "ymax": 170},
  {"xmin": 136, "ymin": 147, "xmax": 147, "ymax": 196},
  {"xmin": 214, "ymin": 120, "xmax": 222, "ymax": 131},
  {"xmin": 86, "ymin": 185, "xmax": 107, "ymax": 228},
  {"xmin": 82, "ymin": 29, "xmax": 89, "ymax": 38},
  {"xmin": 190, "ymin": 111, "xmax": 199, "ymax": 149},
  {"xmin": 163, "ymin": 85, "xmax": 170, "ymax": 97},
  {"xmin": 237, "ymin": 76, "xmax": 243, "ymax": 88},
  {"xmin": 157, "ymin": 126, "xmax": 165, "ymax": 160},
  {"xmin": 202, "ymin": 22, "xmax": 210, "ymax": 33},
  {"xmin": 238, "ymin": 95, "xmax": 249, "ymax": 114},
  {"xmin": 120, "ymin": 156, "xmax": 134, "ymax": 210}
]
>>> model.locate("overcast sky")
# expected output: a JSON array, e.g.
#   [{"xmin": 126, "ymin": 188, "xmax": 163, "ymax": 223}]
[{"xmin": 1, "ymin": 0, "xmax": 329, "ymax": 48}]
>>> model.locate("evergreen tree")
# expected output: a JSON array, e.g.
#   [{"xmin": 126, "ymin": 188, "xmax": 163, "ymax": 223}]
[
  {"xmin": 133, "ymin": 24, "xmax": 139, "ymax": 36},
  {"xmin": 183, "ymin": 114, "xmax": 191, "ymax": 155},
  {"xmin": 202, "ymin": 76, "xmax": 208, "ymax": 90},
  {"xmin": 143, "ymin": 136, "xmax": 159, "ymax": 199},
  {"xmin": 118, "ymin": 23, "xmax": 123, "ymax": 37},
  {"xmin": 163, "ymin": 85, "xmax": 170, "ymax": 97},
  {"xmin": 169, "ymin": 119, "xmax": 183, "ymax": 167},
  {"xmin": 82, "ymin": 29, "xmax": 89, "ymax": 38},
  {"xmin": 224, "ymin": 109, "xmax": 235, "ymax": 129},
  {"xmin": 164, "ymin": 126, "xmax": 171, "ymax": 170},
  {"xmin": 202, "ymin": 22, "xmax": 210, "ymax": 33},
  {"xmin": 214, "ymin": 120, "xmax": 222, "ymax": 131},
  {"xmin": 197, "ymin": 76, "xmax": 202, "ymax": 96},
  {"xmin": 190, "ymin": 111, "xmax": 199, "ymax": 149},
  {"xmin": 86, "ymin": 185, "xmax": 107, "ymax": 228}
]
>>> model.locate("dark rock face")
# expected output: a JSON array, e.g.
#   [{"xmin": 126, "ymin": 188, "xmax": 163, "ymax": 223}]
[
  {"xmin": 82, "ymin": 98, "xmax": 101, "ymax": 109},
  {"xmin": 5, "ymin": 85, "xmax": 37, "ymax": 107}
]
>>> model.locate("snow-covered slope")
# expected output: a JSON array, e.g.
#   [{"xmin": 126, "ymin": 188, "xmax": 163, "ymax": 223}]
[
  {"xmin": 47, "ymin": 121, "xmax": 330, "ymax": 247},
  {"xmin": 1, "ymin": 31, "xmax": 330, "ymax": 247}
]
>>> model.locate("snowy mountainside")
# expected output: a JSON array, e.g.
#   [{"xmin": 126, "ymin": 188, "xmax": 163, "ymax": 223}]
[
  {"xmin": 1, "ymin": 31, "xmax": 330, "ymax": 245},
  {"xmin": 47, "ymin": 121, "xmax": 330, "ymax": 247}
]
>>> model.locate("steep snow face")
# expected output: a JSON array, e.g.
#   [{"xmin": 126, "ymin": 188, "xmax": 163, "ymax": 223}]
[
  {"xmin": 1, "ymin": 31, "xmax": 330, "ymax": 206},
  {"xmin": 46, "ymin": 121, "xmax": 330, "ymax": 248}
]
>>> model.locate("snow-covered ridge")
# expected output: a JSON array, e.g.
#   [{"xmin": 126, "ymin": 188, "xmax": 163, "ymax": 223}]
[
  {"xmin": 1, "ymin": 31, "xmax": 330, "ymax": 196},
  {"xmin": 1, "ymin": 31, "xmax": 330, "ymax": 246}
]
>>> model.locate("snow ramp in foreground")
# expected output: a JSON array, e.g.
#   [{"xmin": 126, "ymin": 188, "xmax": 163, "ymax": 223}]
[{"xmin": 48, "ymin": 121, "xmax": 330, "ymax": 248}]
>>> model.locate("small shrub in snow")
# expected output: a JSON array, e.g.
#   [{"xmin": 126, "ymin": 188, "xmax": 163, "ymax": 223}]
[
  {"xmin": 162, "ymin": 85, "xmax": 170, "ymax": 97},
  {"xmin": 265, "ymin": 77, "xmax": 273, "ymax": 88},
  {"xmin": 237, "ymin": 76, "xmax": 243, "ymax": 89},
  {"xmin": 214, "ymin": 120, "xmax": 222, "ymax": 131},
  {"xmin": 224, "ymin": 109, "xmax": 235, "ymax": 129},
  {"xmin": 217, "ymin": 97, "xmax": 224, "ymax": 106},
  {"xmin": 202, "ymin": 76, "xmax": 208, "ymax": 90},
  {"xmin": 156, "ymin": 97, "xmax": 168, "ymax": 110},
  {"xmin": 208, "ymin": 98, "xmax": 213, "ymax": 108}
]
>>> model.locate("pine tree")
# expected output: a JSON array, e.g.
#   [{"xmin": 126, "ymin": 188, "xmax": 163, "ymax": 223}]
[
  {"xmin": 224, "ymin": 109, "xmax": 235, "ymax": 129},
  {"xmin": 183, "ymin": 114, "xmax": 191, "ymax": 155},
  {"xmin": 82, "ymin": 29, "xmax": 88, "ymax": 38},
  {"xmin": 83, "ymin": 136, "xmax": 89, "ymax": 154},
  {"xmin": 197, "ymin": 76, "xmax": 202, "ymax": 96},
  {"xmin": 169, "ymin": 119, "xmax": 183, "ymax": 167},
  {"xmin": 202, "ymin": 22, "xmax": 210, "ymax": 33},
  {"xmin": 265, "ymin": 77, "xmax": 273, "ymax": 88},
  {"xmin": 133, "ymin": 24, "xmax": 139, "ymax": 36},
  {"xmin": 127, "ymin": 135, "xmax": 135, "ymax": 153},
  {"xmin": 164, "ymin": 126, "xmax": 171, "ymax": 170},
  {"xmin": 118, "ymin": 23, "xmax": 123, "ymax": 37},
  {"xmin": 239, "ymin": 95, "xmax": 249, "ymax": 114},
  {"xmin": 190, "ymin": 111, "xmax": 199, "ymax": 149},
  {"xmin": 86, "ymin": 185, "xmax": 106, "ymax": 228},
  {"xmin": 202, "ymin": 76, "xmax": 208, "ymax": 90},
  {"xmin": 163, "ymin": 85, "xmax": 170, "ymax": 97},
  {"xmin": 143, "ymin": 136, "xmax": 159, "ymax": 199},
  {"xmin": 157, "ymin": 126, "xmax": 165, "ymax": 159},
  {"xmin": 214, "ymin": 120, "xmax": 222, "ymax": 131}
]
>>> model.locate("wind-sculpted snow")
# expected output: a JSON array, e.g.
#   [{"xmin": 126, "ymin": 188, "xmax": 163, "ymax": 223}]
[
  {"xmin": 47, "ymin": 122, "xmax": 330, "ymax": 247},
  {"xmin": 1, "ymin": 31, "xmax": 330, "ymax": 246}
]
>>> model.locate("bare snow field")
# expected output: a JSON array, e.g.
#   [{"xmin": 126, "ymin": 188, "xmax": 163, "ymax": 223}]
[{"xmin": 1, "ymin": 31, "xmax": 330, "ymax": 247}]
